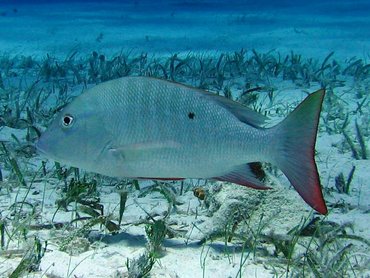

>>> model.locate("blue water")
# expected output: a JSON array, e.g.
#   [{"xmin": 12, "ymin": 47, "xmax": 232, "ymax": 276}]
[{"xmin": 1, "ymin": 0, "xmax": 369, "ymax": 58}]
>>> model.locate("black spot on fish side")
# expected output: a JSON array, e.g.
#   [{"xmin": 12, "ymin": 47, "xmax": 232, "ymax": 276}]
[{"xmin": 188, "ymin": 112, "xmax": 195, "ymax": 119}]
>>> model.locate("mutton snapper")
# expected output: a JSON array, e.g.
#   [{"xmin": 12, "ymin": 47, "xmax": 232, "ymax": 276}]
[{"xmin": 36, "ymin": 77, "xmax": 327, "ymax": 214}]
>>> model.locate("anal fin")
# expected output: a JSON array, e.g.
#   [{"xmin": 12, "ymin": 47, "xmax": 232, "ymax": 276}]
[{"xmin": 213, "ymin": 163, "xmax": 271, "ymax": 190}]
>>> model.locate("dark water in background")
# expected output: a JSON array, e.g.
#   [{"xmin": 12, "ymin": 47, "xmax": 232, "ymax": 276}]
[{"xmin": 0, "ymin": 0, "xmax": 369, "ymax": 59}]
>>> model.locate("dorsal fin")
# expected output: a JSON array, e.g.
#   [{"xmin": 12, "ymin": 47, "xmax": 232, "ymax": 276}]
[
  {"xmin": 142, "ymin": 77, "xmax": 268, "ymax": 128},
  {"xmin": 202, "ymin": 92, "xmax": 268, "ymax": 128}
]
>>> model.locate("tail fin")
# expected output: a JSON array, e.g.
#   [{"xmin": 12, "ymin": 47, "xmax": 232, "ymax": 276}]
[{"xmin": 273, "ymin": 89, "xmax": 327, "ymax": 214}]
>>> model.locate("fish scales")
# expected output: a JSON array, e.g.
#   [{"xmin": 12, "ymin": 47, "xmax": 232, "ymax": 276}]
[{"xmin": 91, "ymin": 77, "xmax": 269, "ymax": 177}]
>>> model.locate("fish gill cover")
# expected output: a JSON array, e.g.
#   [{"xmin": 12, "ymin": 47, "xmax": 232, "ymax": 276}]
[{"xmin": 0, "ymin": 0, "xmax": 369, "ymax": 277}]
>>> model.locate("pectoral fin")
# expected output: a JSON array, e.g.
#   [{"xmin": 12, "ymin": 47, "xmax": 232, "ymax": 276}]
[{"xmin": 108, "ymin": 141, "xmax": 181, "ymax": 162}]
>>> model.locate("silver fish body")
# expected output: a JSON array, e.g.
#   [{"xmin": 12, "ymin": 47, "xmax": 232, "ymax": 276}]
[{"xmin": 36, "ymin": 76, "xmax": 327, "ymax": 214}]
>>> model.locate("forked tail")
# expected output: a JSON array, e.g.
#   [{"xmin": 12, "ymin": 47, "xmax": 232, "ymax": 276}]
[{"xmin": 272, "ymin": 89, "xmax": 327, "ymax": 214}]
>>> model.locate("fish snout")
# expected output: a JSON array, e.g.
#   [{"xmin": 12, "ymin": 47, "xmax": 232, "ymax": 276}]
[{"xmin": 35, "ymin": 137, "xmax": 48, "ymax": 156}]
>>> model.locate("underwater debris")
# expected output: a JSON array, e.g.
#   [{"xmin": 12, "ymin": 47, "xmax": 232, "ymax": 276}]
[
  {"xmin": 126, "ymin": 251, "xmax": 156, "ymax": 278},
  {"xmin": 343, "ymin": 121, "xmax": 368, "ymax": 160},
  {"xmin": 55, "ymin": 177, "xmax": 98, "ymax": 212},
  {"xmin": 355, "ymin": 121, "xmax": 368, "ymax": 160},
  {"xmin": 145, "ymin": 219, "xmax": 167, "ymax": 257},
  {"xmin": 1, "ymin": 142, "xmax": 27, "ymax": 187},
  {"xmin": 0, "ymin": 50, "xmax": 367, "ymax": 90},
  {"xmin": 335, "ymin": 166, "xmax": 356, "ymax": 194},
  {"xmin": 118, "ymin": 190, "xmax": 128, "ymax": 226},
  {"xmin": 8, "ymin": 237, "xmax": 47, "ymax": 277},
  {"xmin": 193, "ymin": 187, "xmax": 206, "ymax": 200},
  {"xmin": 60, "ymin": 236, "xmax": 90, "ymax": 256},
  {"xmin": 0, "ymin": 219, "xmax": 5, "ymax": 249},
  {"xmin": 198, "ymin": 185, "xmax": 265, "ymax": 244}
]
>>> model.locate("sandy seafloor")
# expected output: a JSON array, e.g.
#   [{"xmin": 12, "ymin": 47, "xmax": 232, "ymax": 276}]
[{"xmin": 0, "ymin": 0, "xmax": 369, "ymax": 277}]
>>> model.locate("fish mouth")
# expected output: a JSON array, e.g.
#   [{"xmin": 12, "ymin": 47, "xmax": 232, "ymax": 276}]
[
  {"xmin": 35, "ymin": 139, "xmax": 48, "ymax": 156},
  {"xmin": 35, "ymin": 140, "xmax": 59, "ymax": 162},
  {"xmin": 35, "ymin": 138, "xmax": 65, "ymax": 164}
]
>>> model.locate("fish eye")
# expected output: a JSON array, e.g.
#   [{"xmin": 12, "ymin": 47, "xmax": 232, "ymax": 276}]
[{"xmin": 61, "ymin": 114, "xmax": 74, "ymax": 128}]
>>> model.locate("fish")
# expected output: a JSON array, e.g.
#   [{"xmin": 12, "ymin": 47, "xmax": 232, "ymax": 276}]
[{"xmin": 36, "ymin": 76, "xmax": 328, "ymax": 214}]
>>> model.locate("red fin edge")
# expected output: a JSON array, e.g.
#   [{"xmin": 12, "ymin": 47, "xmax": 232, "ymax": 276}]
[{"xmin": 274, "ymin": 89, "xmax": 328, "ymax": 214}]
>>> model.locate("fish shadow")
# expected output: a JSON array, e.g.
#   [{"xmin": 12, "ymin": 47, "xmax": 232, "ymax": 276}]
[
  {"xmin": 97, "ymin": 231, "xmax": 147, "ymax": 248},
  {"xmin": 96, "ymin": 231, "xmax": 248, "ymax": 255}
]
